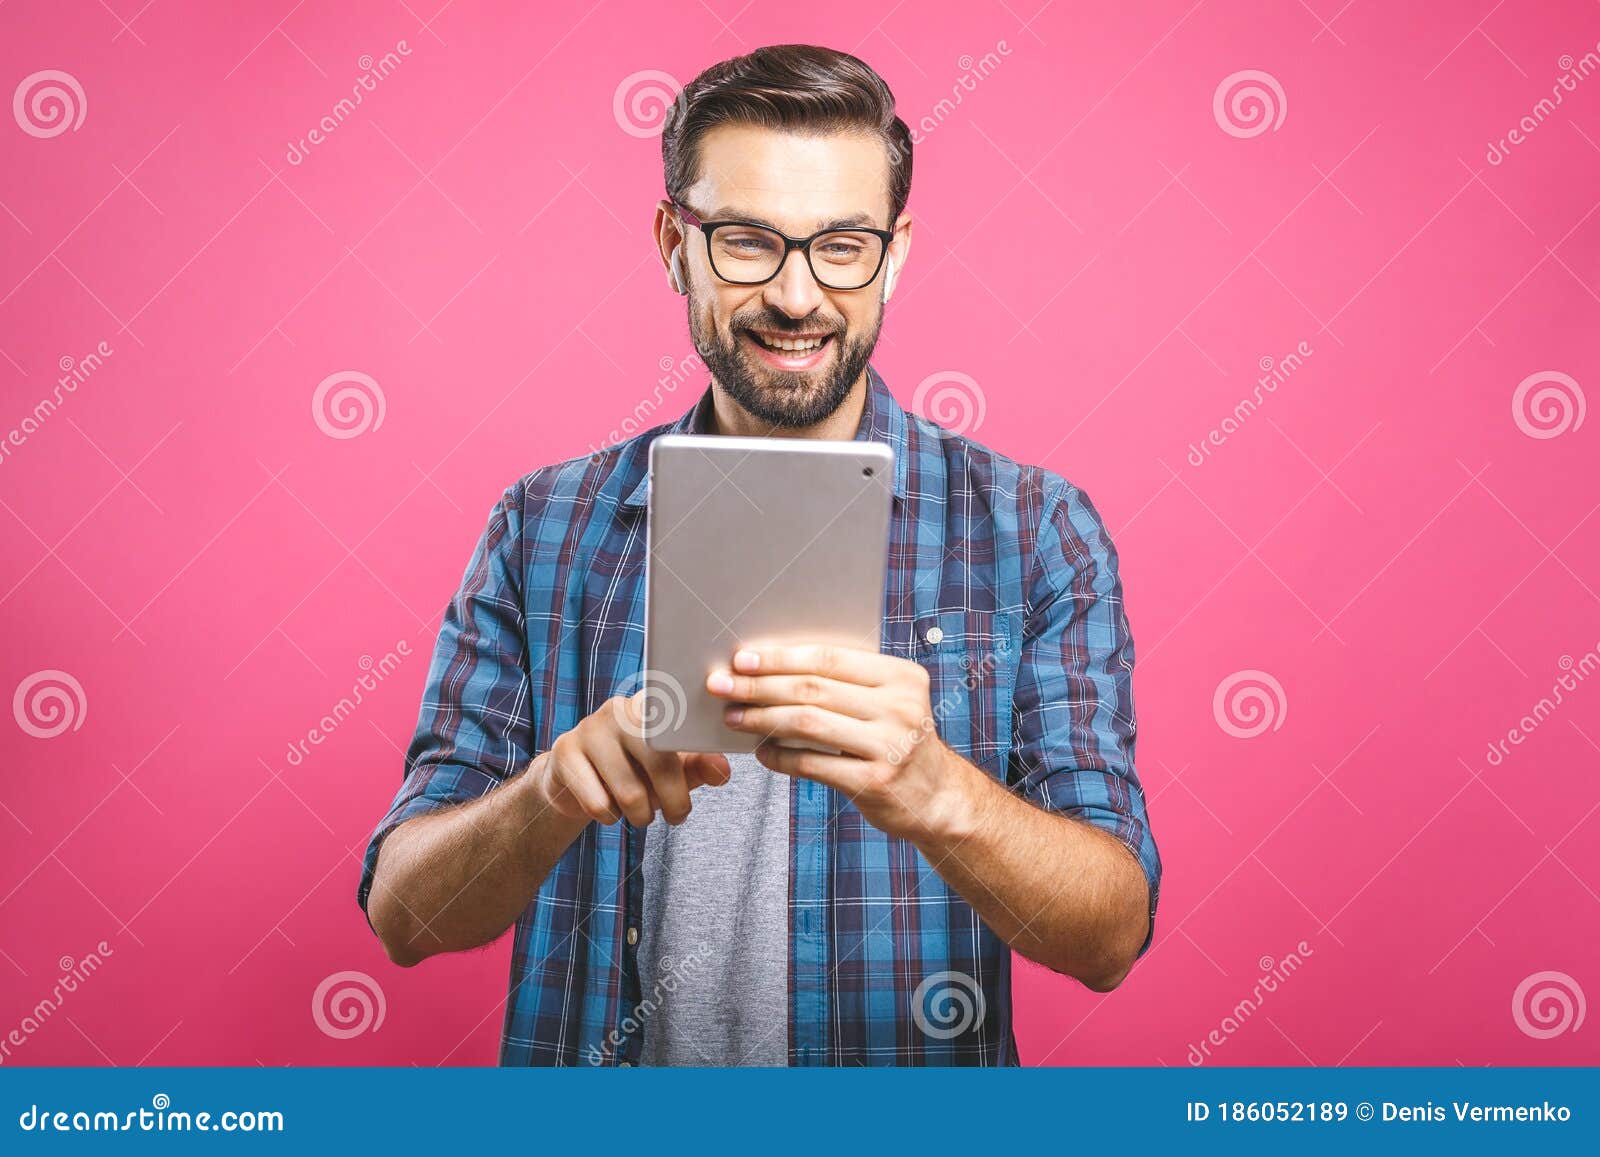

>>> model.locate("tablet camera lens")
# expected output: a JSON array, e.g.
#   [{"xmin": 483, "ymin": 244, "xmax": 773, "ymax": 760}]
[{"xmin": 862, "ymin": 466, "xmax": 874, "ymax": 477}]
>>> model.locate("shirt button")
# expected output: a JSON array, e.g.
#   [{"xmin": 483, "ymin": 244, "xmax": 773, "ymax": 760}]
[
  {"xmin": 925, "ymin": 625, "xmax": 944, "ymax": 645},
  {"xmin": 626, "ymin": 926, "xmax": 639, "ymax": 945}
]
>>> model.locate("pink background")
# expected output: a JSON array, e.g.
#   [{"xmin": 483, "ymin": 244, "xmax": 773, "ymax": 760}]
[{"xmin": 2, "ymin": 0, "xmax": 1597, "ymax": 1066}]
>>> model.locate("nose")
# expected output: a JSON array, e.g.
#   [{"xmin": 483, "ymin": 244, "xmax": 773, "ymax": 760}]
[{"xmin": 761, "ymin": 248, "xmax": 826, "ymax": 320}]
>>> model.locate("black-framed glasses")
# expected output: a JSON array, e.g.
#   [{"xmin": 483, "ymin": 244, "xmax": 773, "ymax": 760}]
[{"xmin": 673, "ymin": 201, "xmax": 893, "ymax": 291}]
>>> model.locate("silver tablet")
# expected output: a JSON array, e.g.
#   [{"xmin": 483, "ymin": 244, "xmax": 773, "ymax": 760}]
[{"xmin": 642, "ymin": 433, "xmax": 894, "ymax": 753}]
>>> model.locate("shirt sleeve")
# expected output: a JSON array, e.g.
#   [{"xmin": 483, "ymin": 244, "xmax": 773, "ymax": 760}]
[
  {"xmin": 356, "ymin": 485, "xmax": 532, "ymax": 918},
  {"xmin": 1008, "ymin": 476, "xmax": 1162, "ymax": 955}
]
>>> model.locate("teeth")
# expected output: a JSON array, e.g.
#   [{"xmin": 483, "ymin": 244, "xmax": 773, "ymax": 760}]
[{"xmin": 756, "ymin": 334, "xmax": 826, "ymax": 353}]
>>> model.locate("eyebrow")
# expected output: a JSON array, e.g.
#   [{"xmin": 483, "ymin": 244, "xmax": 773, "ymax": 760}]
[{"xmin": 706, "ymin": 207, "xmax": 881, "ymax": 231}]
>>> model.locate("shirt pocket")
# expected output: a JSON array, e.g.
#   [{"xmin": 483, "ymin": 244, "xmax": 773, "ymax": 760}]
[{"xmin": 900, "ymin": 606, "xmax": 1019, "ymax": 778}]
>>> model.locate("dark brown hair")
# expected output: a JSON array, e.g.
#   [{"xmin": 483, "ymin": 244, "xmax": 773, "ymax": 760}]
[{"xmin": 662, "ymin": 44, "xmax": 913, "ymax": 225}]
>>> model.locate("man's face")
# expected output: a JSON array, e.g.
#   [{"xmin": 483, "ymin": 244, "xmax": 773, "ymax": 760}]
[{"xmin": 671, "ymin": 124, "xmax": 904, "ymax": 428}]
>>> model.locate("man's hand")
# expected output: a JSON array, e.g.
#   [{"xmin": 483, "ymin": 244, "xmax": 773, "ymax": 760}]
[
  {"xmin": 706, "ymin": 644, "xmax": 984, "ymax": 843},
  {"xmin": 534, "ymin": 690, "xmax": 733, "ymax": 828}
]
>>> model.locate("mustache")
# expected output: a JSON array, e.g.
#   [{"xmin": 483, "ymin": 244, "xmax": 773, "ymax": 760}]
[{"xmin": 733, "ymin": 313, "xmax": 844, "ymax": 337}]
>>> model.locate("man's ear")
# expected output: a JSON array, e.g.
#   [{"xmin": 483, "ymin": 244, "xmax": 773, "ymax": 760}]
[
  {"xmin": 883, "ymin": 211, "xmax": 912, "ymax": 304},
  {"xmin": 655, "ymin": 198, "xmax": 688, "ymax": 294}
]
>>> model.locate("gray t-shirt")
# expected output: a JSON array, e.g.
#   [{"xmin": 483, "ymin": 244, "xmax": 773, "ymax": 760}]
[{"xmin": 636, "ymin": 751, "xmax": 789, "ymax": 1066}]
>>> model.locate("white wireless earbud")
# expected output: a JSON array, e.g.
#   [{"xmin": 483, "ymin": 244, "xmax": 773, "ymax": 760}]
[
  {"xmin": 669, "ymin": 248, "xmax": 688, "ymax": 295},
  {"xmin": 881, "ymin": 255, "xmax": 898, "ymax": 303}
]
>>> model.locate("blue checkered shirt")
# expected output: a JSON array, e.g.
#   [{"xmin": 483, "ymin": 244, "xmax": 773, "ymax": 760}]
[{"xmin": 358, "ymin": 365, "xmax": 1161, "ymax": 1065}]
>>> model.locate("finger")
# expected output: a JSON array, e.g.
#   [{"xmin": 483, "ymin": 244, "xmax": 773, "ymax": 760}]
[
  {"xmin": 723, "ymin": 703, "xmax": 880, "ymax": 758},
  {"xmin": 753, "ymin": 741, "xmax": 866, "ymax": 796},
  {"xmin": 589, "ymin": 732, "xmax": 658, "ymax": 828},
  {"xmin": 547, "ymin": 747, "xmax": 620, "ymax": 825},
  {"xmin": 685, "ymin": 752, "xmax": 732, "ymax": 788},
  {"xmin": 639, "ymin": 750, "xmax": 692, "ymax": 825},
  {"xmin": 731, "ymin": 643, "xmax": 897, "ymax": 686},
  {"xmin": 705, "ymin": 670, "xmax": 879, "ymax": 720}
]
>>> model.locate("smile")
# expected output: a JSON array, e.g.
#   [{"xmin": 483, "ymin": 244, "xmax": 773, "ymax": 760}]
[{"xmin": 742, "ymin": 329, "xmax": 836, "ymax": 371}]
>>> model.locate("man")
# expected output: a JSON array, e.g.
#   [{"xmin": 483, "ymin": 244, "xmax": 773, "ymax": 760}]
[{"xmin": 359, "ymin": 43, "xmax": 1160, "ymax": 1067}]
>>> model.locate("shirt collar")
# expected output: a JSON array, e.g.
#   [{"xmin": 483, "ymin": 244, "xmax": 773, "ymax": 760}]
[{"xmin": 620, "ymin": 364, "xmax": 909, "ymax": 509}]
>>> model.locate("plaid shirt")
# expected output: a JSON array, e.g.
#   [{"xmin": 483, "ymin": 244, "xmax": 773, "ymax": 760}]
[{"xmin": 358, "ymin": 365, "xmax": 1161, "ymax": 1066}]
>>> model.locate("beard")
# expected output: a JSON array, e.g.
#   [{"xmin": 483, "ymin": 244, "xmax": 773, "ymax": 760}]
[{"xmin": 689, "ymin": 297, "xmax": 881, "ymax": 429}]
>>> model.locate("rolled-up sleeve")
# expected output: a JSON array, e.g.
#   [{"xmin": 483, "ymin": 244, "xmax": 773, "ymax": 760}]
[
  {"xmin": 1008, "ymin": 476, "xmax": 1161, "ymax": 954},
  {"xmin": 356, "ymin": 485, "xmax": 532, "ymax": 917}
]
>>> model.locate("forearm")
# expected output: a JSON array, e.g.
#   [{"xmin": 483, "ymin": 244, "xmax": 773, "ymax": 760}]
[
  {"xmin": 366, "ymin": 752, "xmax": 587, "ymax": 966},
  {"xmin": 912, "ymin": 753, "xmax": 1151, "ymax": 991}
]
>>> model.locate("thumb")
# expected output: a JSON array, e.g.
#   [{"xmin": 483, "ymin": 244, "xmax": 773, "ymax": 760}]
[{"xmin": 684, "ymin": 752, "xmax": 732, "ymax": 788}]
